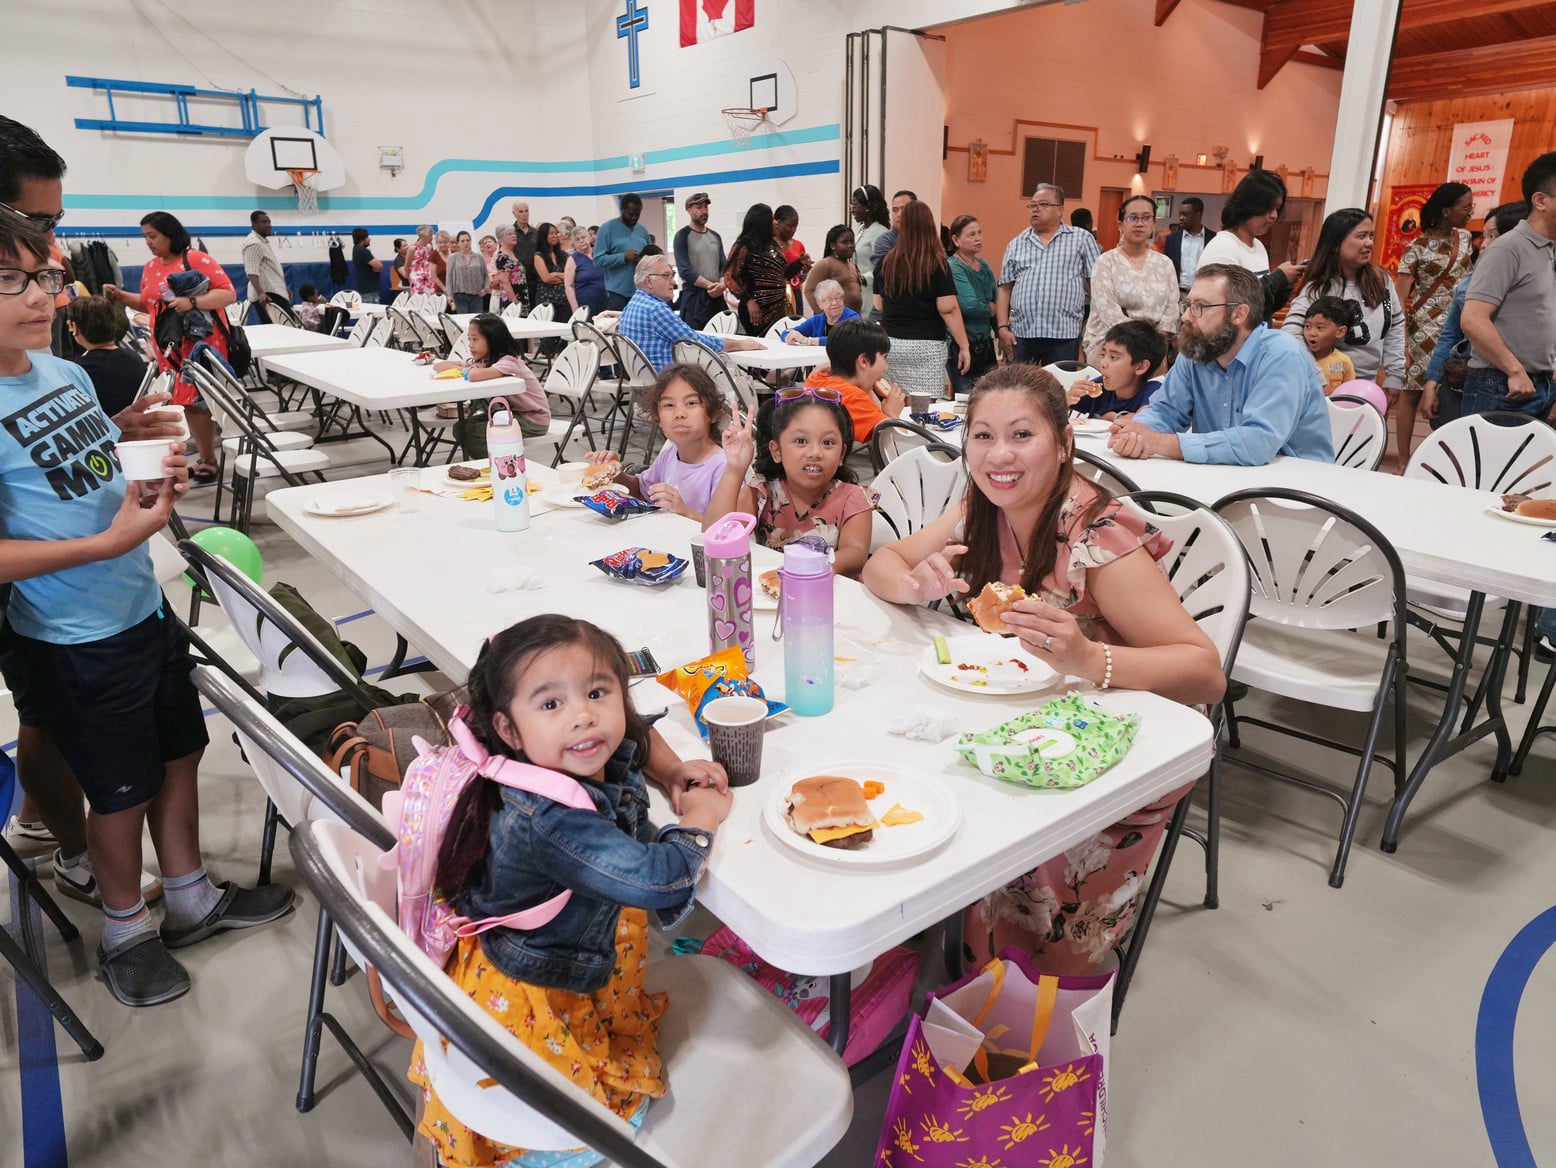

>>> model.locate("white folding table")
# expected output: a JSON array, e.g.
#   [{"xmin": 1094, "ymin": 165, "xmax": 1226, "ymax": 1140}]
[
  {"xmin": 1072, "ymin": 445, "xmax": 1556, "ymax": 849},
  {"xmin": 266, "ymin": 464, "xmax": 1214, "ymax": 1055},
  {"xmin": 699, "ymin": 334, "xmax": 828, "ymax": 373},
  {"xmin": 449, "ymin": 313, "xmax": 573, "ymax": 341},
  {"xmin": 245, "ymin": 324, "xmax": 355, "ymax": 359}
]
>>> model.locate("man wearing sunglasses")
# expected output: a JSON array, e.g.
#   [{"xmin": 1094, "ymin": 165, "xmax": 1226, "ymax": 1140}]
[{"xmin": 1108, "ymin": 263, "xmax": 1331, "ymax": 465}]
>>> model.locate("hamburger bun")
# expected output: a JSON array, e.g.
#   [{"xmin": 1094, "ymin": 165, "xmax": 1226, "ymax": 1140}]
[
  {"xmin": 784, "ymin": 775, "xmax": 875, "ymax": 849},
  {"xmin": 759, "ymin": 569, "xmax": 781, "ymax": 602},
  {"xmin": 1515, "ymin": 497, "xmax": 1556, "ymax": 520},
  {"xmin": 581, "ymin": 461, "xmax": 620, "ymax": 491},
  {"xmin": 967, "ymin": 581, "xmax": 1026, "ymax": 636}
]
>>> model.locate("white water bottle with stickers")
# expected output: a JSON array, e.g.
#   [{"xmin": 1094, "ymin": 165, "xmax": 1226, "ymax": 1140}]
[{"xmin": 486, "ymin": 396, "xmax": 530, "ymax": 532}]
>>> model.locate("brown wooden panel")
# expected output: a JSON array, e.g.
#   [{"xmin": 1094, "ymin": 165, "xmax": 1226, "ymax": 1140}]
[{"xmin": 1388, "ymin": 35, "xmax": 1556, "ymax": 101}]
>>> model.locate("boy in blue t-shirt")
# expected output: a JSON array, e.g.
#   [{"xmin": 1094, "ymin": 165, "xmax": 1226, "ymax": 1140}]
[
  {"xmin": 1067, "ymin": 319, "xmax": 1168, "ymax": 421},
  {"xmin": 0, "ymin": 215, "xmax": 293, "ymax": 1007}
]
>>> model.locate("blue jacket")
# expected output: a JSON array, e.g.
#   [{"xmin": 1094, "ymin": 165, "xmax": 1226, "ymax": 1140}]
[
  {"xmin": 593, "ymin": 217, "xmax": 651, "ymax": 300},
  {"xmin": 457, "ymin": 737, "xmax": 712, "ymax": 992},
  {"xmin": 783, "ymin": 306, "xmax": 861, "ymax": 341}
]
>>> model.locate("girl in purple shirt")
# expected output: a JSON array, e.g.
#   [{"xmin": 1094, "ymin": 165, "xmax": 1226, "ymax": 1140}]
[{"xmin": 586, "ymin": 364, "xmax": 729, "ymax": 520}]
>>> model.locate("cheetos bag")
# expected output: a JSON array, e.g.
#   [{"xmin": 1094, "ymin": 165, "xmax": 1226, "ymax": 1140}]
[{"xmin": 873, "ymin": 949, "xmax": 1112, "ymax": 1168}]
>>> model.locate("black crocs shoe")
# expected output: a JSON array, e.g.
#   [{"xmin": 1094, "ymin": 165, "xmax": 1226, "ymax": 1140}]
[
  {"xmin": 160, "ymin": 882, "xmax": 296, "ymax": 950},
  {"xmin": 98, "ymin": 935, "xmax": 191, "ymax": 1007}
]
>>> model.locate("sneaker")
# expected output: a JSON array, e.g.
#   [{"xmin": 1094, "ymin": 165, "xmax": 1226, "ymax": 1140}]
[
  {"xmin": 1536, "ymin": 635, "xmax": 1555, "ymax": 664},
  {"xmin": 160, "ymin": 881, "xmax": 296, "ymax": 949},
  {"xmin": 52, "ymin": 850, "xmax": 165, "ymax": 906},
  {"xmin": 3, "ymin": 816, "xmax": 57, "ymax": 860},
  {"xmin": 98, "ymin": 935, "xmax": 191, "ymax": 1007}
]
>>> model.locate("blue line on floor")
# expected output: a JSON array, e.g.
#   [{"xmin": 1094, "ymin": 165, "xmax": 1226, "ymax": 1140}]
[
  {"xmin": 335, "ymin": 609, "xmax": 375, "ymax": 626},
  {"xmin": 9, "ymin": 877, "xmax": 68, "ymax": 1168},
  {"xmin": 1475, "ymin": 903, "xmax": 1556, "ymax": 1167}
]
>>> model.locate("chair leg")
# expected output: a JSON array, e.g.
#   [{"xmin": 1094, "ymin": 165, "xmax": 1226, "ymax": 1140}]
[
  {"xmin": 940, "ymin": 910, "xmax": 964, "ymax": 981},
  {"xmin": 296, "ymin": 910, "xmax": 335, "ymax": 1113},
  {"xmin": 2, "ymin": 838, "xmax": 80, "ymax": 940},
  {"xmin": 1223, "ymin": 696, "xmax": 1241, "ymax": 749},
  {"xmin": 1331, "ymin": 654, "xmax": 1398, "ymax": 888},
  {"xmin": 329, "ymin": 935, "xmax": 351, "ymax": 986},
  {"xmin": 0, "ymin": 928, "xmax": 105, "ymax": 1061},
  {"xmin": 258, "ymin": 798, "xmax": 280, "ymax": 886},
  {"xmin": 1510, "ymin": 658, "xmax": 1556, "ymax": 777},
  {"xmin": 1112, "ymin": 791, "xmax": 1194, "ymax": 1034},
  {"xmin": 1203, "ymin": 754, "xmax": 1221, "ymax": 910},
  {"xmin": 1515, "ymin": 606, "xmax": 1536, "ymax": 704}
]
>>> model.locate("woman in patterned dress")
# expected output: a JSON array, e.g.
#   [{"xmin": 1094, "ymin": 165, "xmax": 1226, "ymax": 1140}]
[
  {"xmin": 1394, "ymin": 183, "xmax": 1473, "ymax": 465},
  {"xmin": 1081, "ymin": 196, "xmax": 1181, "ymax": 366}
]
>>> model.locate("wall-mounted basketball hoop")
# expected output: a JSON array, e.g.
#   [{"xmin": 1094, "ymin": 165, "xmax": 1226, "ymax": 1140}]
[
  {"xmin": 287, "ymin": 169, "xmax": 320, "ymax": 211},
  {"xmin": 722, "ymin": 106, "xmax": 770, "ymax": 149},
  {"xmin": 242, "ymin": 127, "xmax": 346, "ymax": 215}
]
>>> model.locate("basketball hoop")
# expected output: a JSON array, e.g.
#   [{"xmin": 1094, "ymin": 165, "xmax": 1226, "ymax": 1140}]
[
  {"xmin": 721, "ymin": 107, "xmax": 770, "ymax": 150},
  {"xmin": 287, "ymin": 168, "xmax": 320, "ymax": 212}
]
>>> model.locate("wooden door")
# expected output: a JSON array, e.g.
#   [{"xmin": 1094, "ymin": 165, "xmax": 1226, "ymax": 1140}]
[{"xmin": 1097, "ymin": 188, "xmax": 1127, "ymax": 251}]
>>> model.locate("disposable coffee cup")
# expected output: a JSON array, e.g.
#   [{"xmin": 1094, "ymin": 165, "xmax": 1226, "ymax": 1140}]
[
  {"xmin": 690, "ymin": 533, "xmax": 708, "ymax": 588},
  {"xmin": 115, "ymin": 439, "xmax": 173, "ymax": 482},
  {"xmin": 703, "ymin": 695, "xmax": 767, "ymax": 787},
  {"xmin": 156, "ymin": 403, "xmax": 189, "ymax": 439},
  {"xmin": 909, "ymin": 392, "xmax": 933, "ymax": 415},
  {"xmin": 558, "ymin": 461, "xmax": 590, "ymax": 484}
]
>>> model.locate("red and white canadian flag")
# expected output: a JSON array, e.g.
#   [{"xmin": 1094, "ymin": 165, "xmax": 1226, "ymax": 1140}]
[{"xmin": 680, "ymin": 0, "xmax": 754, "ymax": 47}]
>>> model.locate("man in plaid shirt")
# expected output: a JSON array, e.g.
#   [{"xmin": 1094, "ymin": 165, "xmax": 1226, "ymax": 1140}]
[{"xmin": 996, "ymin": 184, "xmax": 1100, "ymax": 366}]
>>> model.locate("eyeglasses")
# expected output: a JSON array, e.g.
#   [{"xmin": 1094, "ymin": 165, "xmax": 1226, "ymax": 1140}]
[
  {"xmin": 646, "ymin": 269, "xmax": 674, "ymax": 280},
  {"xmin": 1122, "ymin": 214, "xmax": 1156, "ymax": 225},
  {"xmin": 775, "ymin": 385, "xmax": 843, "ymax": 404},
  {"xmin": 0, "ymin": 267, "xmax": 66, "ymax": 296},
  {"xmin": 1182, "ymin": 301, "xmax": 1231, "ymax": 318},
  {"xmin": 0, "ymin": 201, "xmax": 64, "ymax": 232},
  {"xmin": 1026, "ymin": 202, "xmax": 1063, "ymax": 211}
]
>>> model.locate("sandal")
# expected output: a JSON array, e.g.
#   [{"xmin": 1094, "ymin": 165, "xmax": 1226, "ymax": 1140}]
[{"xmin": 189, "ymin": 463, "xmax": 220, "ymax": 485}]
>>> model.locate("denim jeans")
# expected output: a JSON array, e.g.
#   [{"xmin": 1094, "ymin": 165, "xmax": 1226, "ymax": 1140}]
[
  {"xmin": 1014, "ymin": 335, "xmax": 1081, "ymax": 366},
  {"xmin": 1459, "ymin": 367, "xmax": 1556, "ymax": 421},
  {"xmin": 452, "ymin": 292, "xmax": 485, "ymax": 315}
]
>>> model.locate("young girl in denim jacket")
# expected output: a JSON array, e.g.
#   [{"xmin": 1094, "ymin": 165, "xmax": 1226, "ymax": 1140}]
[{"xmin": 409, "ymin": 615, "xmax": 731, "ymax": 1168}]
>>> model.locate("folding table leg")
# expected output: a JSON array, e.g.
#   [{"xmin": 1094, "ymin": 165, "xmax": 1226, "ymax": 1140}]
[
  {"xmin": 1510, "ymin": 660, "xmax": 1555, "ymax": 776},
  {"xmin": 827, "ymin": 973, "xmax": 852, "ymax": 1056}
]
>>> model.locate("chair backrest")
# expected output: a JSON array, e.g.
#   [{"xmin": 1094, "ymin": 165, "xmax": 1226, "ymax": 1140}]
[
  {"xmin": 610, "ymin": 329, "xmax": 657, "ymax": 387},
  {"xmin": 450, "ymin": 335, "xmax": 471, "ymax": 363},
  {"xmin": 1212, "ymin": 489, "xmax": 1406, "ymax": 633},
  {"xmin": 290, "ymin": 819, "xmax": 665, "ymax": 1167},
  {"xmin": 571, "ymin": 319, "xmax": 616, "ymax": 367},
  {"xmin": 184, "ymin": 357, "xmax": 293, "ymax": 450},
  {"xmin": 1044, "ymin": 361, "xmax": 1101, "ymax": 391},
  {"xmin": 192, "ymin": 666, "xmax": 392, "ymax": 847},
  {"xmin": 386, "ymin": 306, "xmax": 420, "ymax": 348},
  {"xmin": 412, "ymin": 310, "xmax": 446, "ymax": 353},
  {"xmin": 318, "ymin": 305, "xmax": 350, "ymax": 337},
  {"xmin": 543, "ymin": 340, "xmax": 601, "ymax": 405},
  {"xmin": 704, "ymin": 310, "xmax": 738, "ymax": 335},
  {"xmin": 872, "ymin": 446, "xmax": 968, "ymax": 545},
  {"xmin": 527, "ymin": 302, "xmax": 556, "ymax": 322},
  {"xmin": 1403, "ymin": 411, "xmax": 1556, "ymax": 495},
  {"xmin": 392, "ymin": 292, "xmax": 411, "ymax": 309},
  {"xmin": 225, "ymin": 299, "xmax": 249, "ymax": 326},
  {"xmin": 406, "ymin": 293, "xmax": 430, "ymax": 313},
  {"xmin": 178, "ymin": 539, "xmax": 377, "ymax": 702},
  {"xmin": 1072, "ymin": 448, "xmax": 1141, "ymax": 496},
  {"xmin": 330, "ymin": 290, "xmax": 362, "ymax": 308},
  {"xmin": 363, "ymin": 316, "xmax": 390, "ymax": 347},
  {"xmin": 502, "ymin": 302, "xmax": 527, "ymax": 319},
  {"xmin": 671, "ymin": 338, "xmax": 755, "ymax": 413},
  {"xmin": 763, "ymin": 315, "xmax": 803, "ymax": 341},
  {"xmin": 1116, "ymin": 492, "xmax": 1251, "ymax": 676},
  {"xmin": 440, "ymin": 312, "xmax": 465, "ymax": 348},
  {"xmin": 1326, "ymin": 394, "xmax": 1387, "ymax": 472},
  {"xmin": 346, "ymin": 315, "xmax": 376, "ymax": 347},
  {"xmin": 567, "ymin": 305, "xmax": 591, "ymax": 324},
  {"xmin": 869, "ymin": 417, "xmax": 946, "ymax": 474},
  {"xmin": 263, "ymin": 299, "xmax": 303, "ymax": 328}
]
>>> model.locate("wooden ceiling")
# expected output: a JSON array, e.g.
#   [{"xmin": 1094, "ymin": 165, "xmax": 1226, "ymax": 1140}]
[{"xmin": 1156, "ymin": 0, "xmax": 1556, "ymax": 101}]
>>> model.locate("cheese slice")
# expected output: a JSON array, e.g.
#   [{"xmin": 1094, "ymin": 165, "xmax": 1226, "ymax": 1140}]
[
  {"xmin": 807, "ymin": 820, "xmax": 878, "ymax": 844},
  {"xmin": 880, "ymin": 804, "xmax": 924, "ymax": 827}
]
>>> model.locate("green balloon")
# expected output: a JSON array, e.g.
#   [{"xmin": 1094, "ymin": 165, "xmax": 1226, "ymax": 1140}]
[{"xmin": 189, "ymin": 525, "xmax": 263, "ymax": 584}]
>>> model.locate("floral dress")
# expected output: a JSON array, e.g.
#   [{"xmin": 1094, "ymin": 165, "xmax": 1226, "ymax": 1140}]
[
  {"xmin": 1080, "ymin": 248, "xmax": 1181, "ymax": 362},
  {"xmin": 408, "ymin": 242, "xmax": 438, "ymax": 294},
  {"xmin": 958, "ymin": 483, "xmax": 1194, "ymax": 975},
  {"xmin": 408, "ymin": 910, "xmax": 666, "ymax": 1168},
  {"xmin": 748, "ymin": 476, "xmax": 879, "ymax": 551},
  {"xmin": 1398, "ymin": 228, "xmax": 1472, "ymax": 392}
]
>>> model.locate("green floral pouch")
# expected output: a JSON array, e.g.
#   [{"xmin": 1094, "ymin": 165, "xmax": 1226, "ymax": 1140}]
[{"xmin": 955, "ymin": 693, "xmax": 1139, "ymax": 789}]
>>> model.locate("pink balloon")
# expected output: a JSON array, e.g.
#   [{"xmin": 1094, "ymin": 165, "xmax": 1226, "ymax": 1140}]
[{"xmin": 1332, "ymin": 380, "xmax": 1388, "ymax": 415}]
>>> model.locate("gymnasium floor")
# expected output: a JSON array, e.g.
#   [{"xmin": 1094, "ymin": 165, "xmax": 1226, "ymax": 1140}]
[{"xmin": 3, "ymin": 428, "xmax": 1553, "ymax": 1167}]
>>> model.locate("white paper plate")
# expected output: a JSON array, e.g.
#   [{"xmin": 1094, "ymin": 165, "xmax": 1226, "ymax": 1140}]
[
  {"xmin": 1069, "ymin": 416, "xmax": 1112, "ymax": 435},
  {"xmin": 551, "ymin": 484, "xmax": 630, "ymax": 510},
  {"xmin": 1484, "ymin": 504, "xmax": 1556, "ymax": 529},
  {"xmin": 763, "ymin": 762, "xmax": 961, "ymax": 867},
  {"xmin": 304, "ymin": 496, "xmax": 393, "ymax": 518},
  {"xmin": 442, "ymin": 461, "xmax": 491, "ymax": 489},
  {"xmin": 918, "ymin": 632, "xmax": 1058, "ymax": 696}
]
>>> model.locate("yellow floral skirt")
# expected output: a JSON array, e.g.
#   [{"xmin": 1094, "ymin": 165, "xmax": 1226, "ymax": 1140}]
[{"xmin": 408, "ymin": 908, "xmax": 667, "ymax": 1168}]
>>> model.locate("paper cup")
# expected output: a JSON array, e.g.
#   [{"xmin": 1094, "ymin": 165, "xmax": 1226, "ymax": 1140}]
[
  {"xmin": 115, "ymin": 439, "xmax": 173, "ymax": 482},
  {"xmin": 909, "ymin": 392, "xmax": 934, "ymax": 414},
  {"xmin": 690, "ymin": 533, "xmax": 707, "ymax": 588},
  {"xmin": 558, "ymin": 461, "xmax": 590, "ymax": 484},
  {"xmin": 703, "ymin": 695, "xmax": 767, "ymax": 787},
  {"xmin": 155, "ymin": 403, "xmax": 189, "ymax": 439},
  {"xmin": 388, "ymin": 467, "xmax": 422, "ymax": 513}
]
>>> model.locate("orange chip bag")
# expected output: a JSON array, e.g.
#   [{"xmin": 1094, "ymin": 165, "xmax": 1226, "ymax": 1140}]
[{"xmin": 656, "ymin": 645, "xmax": 749, "ymax": 708}]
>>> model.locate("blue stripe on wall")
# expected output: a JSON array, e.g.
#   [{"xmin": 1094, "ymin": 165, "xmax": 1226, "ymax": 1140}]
[{"xmin": 61, "ymin": 124, "xmax": 842, "ymax": 215}]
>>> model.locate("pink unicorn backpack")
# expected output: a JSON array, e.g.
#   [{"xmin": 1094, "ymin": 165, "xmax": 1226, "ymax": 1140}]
[{"xmin": 379, "ymin": 710, "xmax": 597, "ymax": 969}]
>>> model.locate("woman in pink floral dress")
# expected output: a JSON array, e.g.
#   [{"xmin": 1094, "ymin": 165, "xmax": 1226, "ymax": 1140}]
[{"xmin": 863, "ymin": 363, "xmax": 1226, "ymax": 974}]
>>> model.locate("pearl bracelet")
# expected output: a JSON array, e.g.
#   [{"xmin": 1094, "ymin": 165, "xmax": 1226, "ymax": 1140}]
[{"xmin": 1100, "ymin": 644, "xmax": 1114, "ymax": 691}]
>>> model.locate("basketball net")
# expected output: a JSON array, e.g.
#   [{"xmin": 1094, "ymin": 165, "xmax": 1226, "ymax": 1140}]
[
  {"xmin": 288, "ymin": 168, "xmax": 320, "ymax": 212},
  {"xmin": 721, "ymin": 107, "xmax": 769, "ymax": 150}
]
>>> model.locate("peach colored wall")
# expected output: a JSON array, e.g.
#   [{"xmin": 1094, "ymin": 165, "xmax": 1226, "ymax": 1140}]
[{"xmin": 939, "ymin": 0, "xmax": 1342, "ymax": 255}]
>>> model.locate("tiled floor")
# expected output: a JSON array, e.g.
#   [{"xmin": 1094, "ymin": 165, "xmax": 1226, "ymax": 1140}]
[{"xmin": 3, "ymin": 415, "xmax": 1554, "ymax": 1167}]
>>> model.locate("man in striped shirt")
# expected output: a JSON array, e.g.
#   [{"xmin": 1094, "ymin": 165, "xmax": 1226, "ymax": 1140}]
[{"xmin": 995, "ymin": 184, "xmax": 1100, "ymax": 367}]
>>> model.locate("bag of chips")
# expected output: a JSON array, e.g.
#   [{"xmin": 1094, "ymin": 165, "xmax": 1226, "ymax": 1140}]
[
  {"xmin": 577, "ymin": 491, "xmax": 657, "ymax": 520},
  {"xmin": 656, "ymin": 646, "xmax": 789, "ymax": 738},
  {"xmin": 955, "ymin": 693, "xmax": 1138, "ymax": 789},
  {"xmin": 591, "ymin": 547, "xmax": 689, "ymax": 586}
]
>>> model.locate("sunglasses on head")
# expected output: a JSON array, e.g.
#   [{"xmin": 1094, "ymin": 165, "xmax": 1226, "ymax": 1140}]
[{"xmin": 774, "ymin": 385, "xmax": 843, "ymax": 404}]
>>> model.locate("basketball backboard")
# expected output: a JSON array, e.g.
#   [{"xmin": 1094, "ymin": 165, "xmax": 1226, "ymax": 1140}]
[
  {"xmin": 740, "ymin": 55, "xmax": 796, "ymax": 126},
  {"xmin": 243, "ymin": 127, "xmax": 346, "ymax": 191}
]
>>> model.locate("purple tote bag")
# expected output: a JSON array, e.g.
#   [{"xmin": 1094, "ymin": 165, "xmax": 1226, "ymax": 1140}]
[{"xmin": 873, "ymin": 948, "xmax": 1114, "ymax": 1168}]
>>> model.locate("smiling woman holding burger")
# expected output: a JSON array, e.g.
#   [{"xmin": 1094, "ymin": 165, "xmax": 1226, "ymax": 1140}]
[{"xmin": 862, "ymin": 363, "xmax": 1224, "ymax": 973}]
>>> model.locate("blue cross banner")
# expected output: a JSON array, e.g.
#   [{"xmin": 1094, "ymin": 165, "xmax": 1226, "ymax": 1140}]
[{"xmin": 617, "ymin": 0, "xmax": 650, "ymax": 90}]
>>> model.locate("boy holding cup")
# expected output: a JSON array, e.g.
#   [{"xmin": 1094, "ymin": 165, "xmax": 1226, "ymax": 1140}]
[{"xmin": 0, "ymin": 214, "xmax": 293, "ymax": 1007}]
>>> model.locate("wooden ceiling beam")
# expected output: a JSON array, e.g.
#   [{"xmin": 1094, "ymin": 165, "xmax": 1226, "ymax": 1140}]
[
  {"xmin": 1155, "ymin": 0, "xmax": 1184, "ymax": 26},
  {"xmin": 1387, "ymin": 32, "xmax": 1556, "ymax": 100},
  {"xmin": 1293, "ymin": 48, "xmax": 1347, "ymax": 70}
]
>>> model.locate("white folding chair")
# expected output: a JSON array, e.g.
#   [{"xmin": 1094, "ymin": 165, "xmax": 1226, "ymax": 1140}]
[
  {"xmin": 672, "ymin": 338, "xmax": 758, "ymax": 414},
  {"xmin": 870, "ymin": 445, "xmax": 967, "ymax": 551},
  {"xmin": 567, "ymin": 305, "xmax": 592, "ymax": 324},
  {"xmin": 603, "ymin": 329, "xmax": 660, "ymax": 457},
  {"xmin": 262, "ymin": 299, "xmax": 304, "ymax": 328},
  {"xmin": 330, "ymin": 290, "xmax": 362, "ymax": 309},
  {"xmin": 1213, "ymin": 489, "xmax": 1410, "ymax": 887},
  {"xmin": 704, "ymin": 310, "xmax": 738, "ymax": 335},
  {"xmin": 346, "ymin": 315, "xmax": 377, "ymax": 347},
  {"xmin": 226, "ymin": 299, "xmax": 249, "ymax": 327},
  {"xmin": 1043, "ymin": 361, "xmax": 1102, "ymax": 391},
  {"xmin": 440, "ymin": 312, "xmax": 465, "ymax": 349},
  {"xmin": 868, "ymin": 417, "xmax": 957, "ymax": 477},
  {"xmin": 1327, "ymin": 394, "xmax": 1388, "ymax": 471},
  {"xmin": 527, "ymin": 302, "xmax": 556, "ymax": 322},
  {"xmin": 1073, "ymin": 448, "xmax": 1142, "ymax": 496},
  {"xmin": 412, "ymin": 309, "xmax": 447, "ymax": 354},
  {"xmin": 291, "ymin": 817, "xmax": 853, "ymax": 1168},
  {"xmin": 1109, "ymin": 492, "xmax": 1250, "ymax": 1026},
  {"xmin": 762, "ymin": 314, "xmax": 802, "ymax": 342},
  {"xmin": 502, "ymin": 302, "xmax": 528, "ymax": 319},
  {"xmin": 539, "ymin": 340, "xmax": 605, "ymax": 464}
]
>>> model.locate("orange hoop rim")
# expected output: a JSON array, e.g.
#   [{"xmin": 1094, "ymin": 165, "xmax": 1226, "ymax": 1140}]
[{"xmin": 286, "ymin": 168, "xmax": 320, "ymax": 186}]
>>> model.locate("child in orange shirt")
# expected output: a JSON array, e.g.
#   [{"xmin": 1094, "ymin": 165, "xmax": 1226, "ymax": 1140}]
[{"xmin": 1302, "ymin": 296, "xmax": 1358, "ymax": 395}]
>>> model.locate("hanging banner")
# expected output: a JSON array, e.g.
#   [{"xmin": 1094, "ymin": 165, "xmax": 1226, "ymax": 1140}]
[
  {"xmin": 1379, "ymin": 183, "xmax": 1436, "ymax": 273},
  {"xmin": 1446, "ymin": 119, "xmax": 1514, "ymax": 220}
]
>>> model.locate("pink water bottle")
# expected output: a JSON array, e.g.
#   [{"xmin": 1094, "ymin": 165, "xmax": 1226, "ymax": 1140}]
[
  {"xmin": 487, "ymin": 396, "xmax": 529, "ymax": 532},
  {"xmin": 776, "ymin": 542, "xmax": 834, "ymax": 716},
  {"xmin": 704, "ymin": 512, "xmax": 757, "ymax": 670}
]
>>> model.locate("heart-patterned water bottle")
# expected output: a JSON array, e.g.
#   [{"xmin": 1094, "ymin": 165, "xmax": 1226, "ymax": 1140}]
[{"xmin": 703, "ymin": 512, "xmax": 758, "ymax": 670}]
